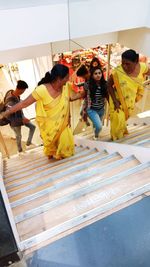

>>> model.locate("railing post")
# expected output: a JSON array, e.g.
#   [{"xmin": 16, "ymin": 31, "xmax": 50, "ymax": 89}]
[{"xmin": 0, "ymin": 130, "xmax": 9, "ymax": 158}]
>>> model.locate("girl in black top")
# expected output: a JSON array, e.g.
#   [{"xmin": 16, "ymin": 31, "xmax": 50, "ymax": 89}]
[{"xmin": 84, "ymin": 66, "xmax": 108, "ymax": 140}]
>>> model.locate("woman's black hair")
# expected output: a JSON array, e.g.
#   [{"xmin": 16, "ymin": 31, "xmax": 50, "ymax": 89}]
[
  {"xmin": 76, "ymin": 65, "xmax": 89, "ymax": 77},
  {"xmin": 89, "ymin": 66, "xmax": 108, "ymax": 101},
  {"xmin": 38, "ymin": 64, "xmax": 69, "ymax": 85},
  {"xmin": 89, "ymin": 57, "xmax": 101, "ymax": 71},
  {"xmin": 122, "ymin": 49, "xmax": 139, "ymax": 63}
]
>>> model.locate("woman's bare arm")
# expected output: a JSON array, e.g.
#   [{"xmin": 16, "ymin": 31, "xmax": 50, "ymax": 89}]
[
  {"xmin": 4, "ymin": 94, "xmax": 36, "ymax": 117},
  {"xmin": 70, "ymin": 90, "xmax": 86, "ymax": 102}
]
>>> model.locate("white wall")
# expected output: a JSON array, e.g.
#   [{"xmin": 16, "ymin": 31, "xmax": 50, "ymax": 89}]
[
  {"xmin": 51, "ymin": 32, "xmax": 118, "ymax": 54},
  {"xmin": 72, "ymin": 32, "xmax": 118, "ymax": 50},
  {"xmin": 0, "ymin": 0, "xmax": 150, "ymax": 62},
  {"xmin": 0, "ymin": 1, "xmax": 68, "ymax": 51},
  {"xmin": 0, "ymin": 32, "xmax": 118, "ymax": 64},
  {"xmin": 118, "ymin": 27, "xmax": 150, "ymax": 57},
  {"xmin": 0, "ymin": 0, "xmax": 150, "ymax": 54},
  {"xmin": 0, "ymin": 43, "xmax": 51, "ymax": 64},
  {"xmin": 69, "ymin": 0, "xmax": 149, "ymax": 39},
  {"xmin": 145, "ymin": 1, "xmax": 150, "ymax": 27}
]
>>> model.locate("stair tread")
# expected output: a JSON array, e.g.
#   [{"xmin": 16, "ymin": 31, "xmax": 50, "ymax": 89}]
[
  {"xmin": 2, "ymin": 140, "xmax": 149, "ymax": 252},
  {"xmin": 8, "ymin": 153, "xmax": 120, "ymax": 202},
  {"xmin": 12, "ymin": 157, "xmax": 139, "ymax": 217},
  {"xmin": 4, "ymin": 148, "xmax": 99, "ymax": 180},
  {"xmin": 76, "ymin": 124, "xmax": 150, "ymax": 147},
  {"xmin": 16, "ymin": 166, "xmax": 150, "ymax": 242},
  {"xmin": 4, "ymin": 146, "xmax": 86, "ymax": 174},
  {"xmin": 5, "ymin": 152, "xmax": 104, "ymax": 188}
]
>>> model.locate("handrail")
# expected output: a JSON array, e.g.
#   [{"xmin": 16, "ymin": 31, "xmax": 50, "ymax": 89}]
[{"xmin": 0, "ymin": 131, "xmax": 9, "ymax": 158}]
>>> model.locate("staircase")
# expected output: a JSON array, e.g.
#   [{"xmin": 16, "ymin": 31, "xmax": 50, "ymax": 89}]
[
  {"xmin": 2, "ymin": 142, "xmax": 150, "ymax": 254},
  {"xmin": 76, "ymin": 122, "xmax": 150, "ymax": 148}
]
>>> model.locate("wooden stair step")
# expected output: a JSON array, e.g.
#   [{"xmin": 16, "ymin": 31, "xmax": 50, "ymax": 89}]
[
  {"xmin": 115, "ymin": 126, "xmax": 150, "ymax": 143},
  {"xmin": 4, "ymin": 146, "xmax": 89, "ymax": 179},
  {"xmin": 5, "ymin": 153, "xmax": 49, "ymax": 174},
  {"xmin": 7, "ymin": 150, "xmax": 115, "ymax": 197},
  {"xmin": 77, "ymin": 124, "xmax": 149, "ymax": 142},
  {"xmin": 99, "ymin": 124, "xmax": 150, "ymax": 142},
  {"xmin": 13, "ymin": 156, "xmax": 139, "ymax": 222},
  {"xmin": 17, "ymin": 163, "xmax": 150, "ymax": 250},
  {"xmin": 125, "ymin": 133, "xmax": 150, "ymax": 145},
  {"xmin": 9, "ymin": 152, "xmax": 120, "ymax": 204},
  {"xmin": 4, "ymin": 146, "xmax": 44, "ymax": 167},
  {"xmin": 4, "ymin": 145, "xmax": 85, "ymax": 172},
  {"xmin": 137, "ymin": 140, "xmax": 150, "ymax": 148},
  {"xmin": 99, "ymin": 125, "xmax": 144, "ymax": 141},
  {"xmin": 5, "ymin": 148, "xmax": 103, "ymax": 183}
]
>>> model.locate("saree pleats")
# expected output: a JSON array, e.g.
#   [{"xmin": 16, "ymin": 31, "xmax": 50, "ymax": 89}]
[
  {"xmin": 32, "ymin": 83, "xmax": 74, "ymax": 159},
  {"xmin": 109, "ymin": 63, "xmax": 148, "ymax": 140}
]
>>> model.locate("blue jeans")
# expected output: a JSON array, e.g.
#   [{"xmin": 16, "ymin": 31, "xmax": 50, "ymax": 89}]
[
  {"xmin": 11, "ymin": 122, "xmax": 36, "ymax": 152},
  {"xmin": 87, "ymin": 108, "xmax": 104, "ymax": 138}
]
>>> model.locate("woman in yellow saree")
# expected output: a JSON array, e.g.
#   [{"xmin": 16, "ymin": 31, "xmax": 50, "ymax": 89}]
[
  {"xmin": 2, "ymin": 64, "xmax": 75, "ymax": 159},
  {"xmin": 108, "ymin": 49, "xmax": 150, "ymax": 141}
]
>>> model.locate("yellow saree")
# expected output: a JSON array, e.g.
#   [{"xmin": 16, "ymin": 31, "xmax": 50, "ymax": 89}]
[
  {"xmin": 32, "ymin": 83, "xmax": 74, "ymax": 159},
  {"xmin": 109, "ymin": 63, "xmax": 148, "ymax": 140}
]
